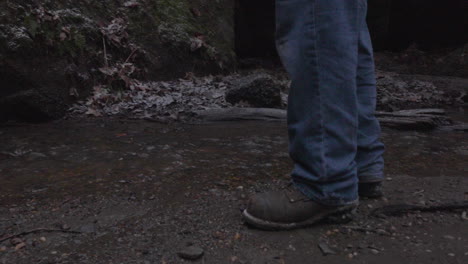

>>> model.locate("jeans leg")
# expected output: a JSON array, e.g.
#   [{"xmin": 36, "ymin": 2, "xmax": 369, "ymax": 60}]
[
  {"xmin": 356, "ymin": 12, "xmax": 385, "ymax": 183},
  {"xmin": 276, "ymin": 0, "xmax": 365, "ymax": 206}
]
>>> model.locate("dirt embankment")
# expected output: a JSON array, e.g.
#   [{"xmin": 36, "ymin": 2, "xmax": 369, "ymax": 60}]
[{"xmin": 0, "ymin": 0, "xmax": 235, "ymax": 121}]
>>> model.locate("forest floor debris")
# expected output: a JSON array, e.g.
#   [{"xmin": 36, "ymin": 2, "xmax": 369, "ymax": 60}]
[{"xmin": 68, "ymin": 70, "xmax": 466, "ymax": 123}]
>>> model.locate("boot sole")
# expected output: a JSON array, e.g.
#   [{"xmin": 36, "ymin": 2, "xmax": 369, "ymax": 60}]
[{"xmin": 242, "ymin": 203, "xmax": 358, "ymax": 231}]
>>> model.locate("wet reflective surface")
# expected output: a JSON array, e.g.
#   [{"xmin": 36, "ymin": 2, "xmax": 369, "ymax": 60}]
[{"xmin": 0, "ymin": 115, "xmax": 467, "ymax": 263}]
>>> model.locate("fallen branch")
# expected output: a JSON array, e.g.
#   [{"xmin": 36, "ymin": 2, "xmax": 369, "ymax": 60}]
[
  {"xmin": 0, "ymin": 228, "xmax": 81, "ymax": 243},
  {"xmin": 371, "ymin": 201, "xmax": 468, "ymax": 217},
  {"xmin": 194, "ymin": 107, "xmax": 453, "ymax": 130},
  {"xmin": 194, "ymin": 108, "xmax": 286, "ymax": 121},
  {"xmin": 342, "ymin": 226, "xmax": 392, "ymax": 236}
]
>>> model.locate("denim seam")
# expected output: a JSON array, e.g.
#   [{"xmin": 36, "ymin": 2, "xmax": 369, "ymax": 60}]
[{"xmin": 311, "ymin": 0, "xmax": 327, "ymax": 178}]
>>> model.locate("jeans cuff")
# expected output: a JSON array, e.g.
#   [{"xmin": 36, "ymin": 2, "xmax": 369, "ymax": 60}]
[
  {"xmin": 358, "ymin": 172, "xmax": 384, "ymax": 183},
  {"xmin": 292, "ymin": 180, "xmax": 359, "ymax": 207}
]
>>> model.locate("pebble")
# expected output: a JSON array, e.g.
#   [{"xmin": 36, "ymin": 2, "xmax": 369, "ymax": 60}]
[
  {"xmin": 443, "ymin": 235, "xmax": 455, "ymax": 240},
  {"xmin": 370, "ymin": 249, "xmax": 379, "ymax": 255},
  {"xmin": 177, "ymin": 246, "xmax": 204, "ymax": 260},
  {"xmin": 318, "ymin": 242, "xmax": 336, "ymax": 256},
  {"xmin": 448, "ymin": 253, "xmax": 455, "ymax": 257},
  {"xmin": 0, "ymin": 246, "xmax": 6, "ymax": 252},
  {"xmin": 461, "ymin": 211, "xmax": 467, "ymax": 220},
  {"xmin": 80, "ymin": 224, "xmax": 97, "ymax": 233},
  {"xmin": 39, "ymin": 237, "xmax": 47, "ymax": 242}
]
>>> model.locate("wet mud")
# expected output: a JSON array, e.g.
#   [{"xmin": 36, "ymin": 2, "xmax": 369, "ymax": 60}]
[{"xmin": 0, "ymin": 113, "xmax": 467, "ymax": 263}]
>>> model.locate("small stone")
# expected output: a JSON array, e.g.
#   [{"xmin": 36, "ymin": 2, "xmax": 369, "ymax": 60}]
[
  {"xmin": 386, "ymin": 177, "xmax": 393, "ymax": 181},
  {"xmin": 443, "ymin": 235, "xmax": 455, "ymax": 240},
  {"xmin": 80, "ymin": 224, "xmax": 96, "ymax": 233},
  {"xmin": 318, "ymin": 242, "xmax": 336, "ymax": 256},
  {"xmin": 426, "ymin": 249, "xmax": 432, "ymax": 253},
  {"xmin": 376, "ymin": 229, "xmax": 390, "ymax": 236},
  {"xmin": 288, "ymin": 244, "xmax": 296, "ymax": 251},
  {"xmin": 370, "ymin": 249, "xmax": 379, "ymax": 255},
  {"xmin": 0, "ymin": 246, "xmax": 7, "ymax": 252},
  {"xmin": 178, "ymin": 246, "xmax": 204, "ymax": 260},
  {"xmin": 448, "ymin": 253, "xmax": 455, "ymax": 257},
  {"xmin": 461, "ymin": 211, "xmax": 467, "ymax": 220},
  {"xmin": 51, "ymin": 251, "xmax": 57, "ymax": 255},
  {"xmin": 39, "ymin": 237, "xmax": 46, "ymax": 242}
]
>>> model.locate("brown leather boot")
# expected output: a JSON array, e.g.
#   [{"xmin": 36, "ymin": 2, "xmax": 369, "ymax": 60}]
[{"xmin": 242, "ymin": 185, "xmax": 358, "ymax": 230}]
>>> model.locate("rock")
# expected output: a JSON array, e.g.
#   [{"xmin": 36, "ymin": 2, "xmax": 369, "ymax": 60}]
[
  {"xmin": 79, "ymin": 224, "xmax": 97, "ymax": 233},
  {"xmin": 226, "ymin": 73, "xmax": 285, "ymax": 108},
  {"xmin": 177, "ymin": 246, "xmax": 204, "ymax": 260},
  {"xmin": 0, "ymin": 89, "xmax": 67, "ymax": 122},
  {"xmin": 462, "ymin": 211, "xmax": 468, "ymax": 220},
  {"xmin": 318, "ymin": 242, "xmax": 336, "ymax": 256}
]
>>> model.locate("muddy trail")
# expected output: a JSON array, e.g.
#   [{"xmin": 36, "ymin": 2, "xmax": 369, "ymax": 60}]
[{"xmin": 0, "ymin": 111, "xmax": 467, "ymax": 263}]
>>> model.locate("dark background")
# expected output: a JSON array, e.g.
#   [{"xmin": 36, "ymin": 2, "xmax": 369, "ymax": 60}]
[{"xmin": 235, "ymin": 0, "xmax": 468, "ymax": 58}]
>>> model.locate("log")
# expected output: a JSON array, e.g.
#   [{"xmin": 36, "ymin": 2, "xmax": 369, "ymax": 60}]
[
  {"xmin": 194, "ymin": 107, "xmax": 453, "ymax": 130},
  {"xmin": 194, "ymin": 108, "xmax": 286, "ymax": 121}
]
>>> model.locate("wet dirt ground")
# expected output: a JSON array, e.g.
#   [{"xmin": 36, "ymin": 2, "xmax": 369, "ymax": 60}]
[{"xmin": 0, "ymin": 113, "xmax": 467, "ymax": 263}]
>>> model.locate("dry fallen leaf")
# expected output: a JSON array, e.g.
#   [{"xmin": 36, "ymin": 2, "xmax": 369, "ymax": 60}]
[{"xmin": 15, "ymin": 242, "xmax": 26, "ymax": 251}]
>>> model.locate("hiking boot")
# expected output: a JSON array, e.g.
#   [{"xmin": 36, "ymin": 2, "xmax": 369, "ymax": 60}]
[
  {"xmin": 242, "ymin": 185, "xmax": 358, "ymax": 230},
  {"xmin": 358, "ymin": 182, "xmax": 383, "ymax": 198}
]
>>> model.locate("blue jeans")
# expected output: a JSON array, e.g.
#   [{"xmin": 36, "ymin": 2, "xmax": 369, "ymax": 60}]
[{"xmin": 276, "ymin": 0, "xmax": 385, "ymax": 206}]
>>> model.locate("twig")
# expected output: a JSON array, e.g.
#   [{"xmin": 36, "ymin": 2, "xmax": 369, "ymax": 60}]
[
  {"xmin": 102, "ymin": 36, "xmax": 108, "ymax": 67},
  {"xmin": 124, "ymin": 48, "xmax": 139, "ymax": 64},
  {"xmin": 342, "ymin": 226, "xmax": 392, "ymax": 236},
  {"xmin": 0, "ymin": 228, "xmax": 81, "ymax": 243}
]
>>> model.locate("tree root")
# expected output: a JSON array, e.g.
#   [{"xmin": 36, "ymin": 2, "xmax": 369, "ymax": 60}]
[{"xmin": 0, "ymin": 228, "xmax": 81, "ymax": 243}]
